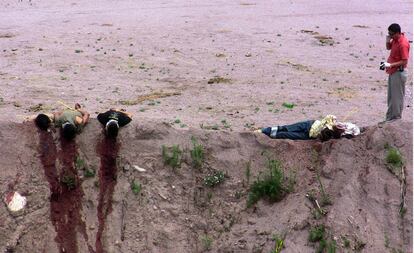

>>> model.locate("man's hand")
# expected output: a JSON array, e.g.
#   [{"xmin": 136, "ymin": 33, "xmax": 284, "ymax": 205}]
[
  {"xmin": 380, "ymin": 62, "xmax": 391, "ymax": 70},
  {"xmin": 386, "ymin": 35, "xmax": 391, "ymax": 43}
]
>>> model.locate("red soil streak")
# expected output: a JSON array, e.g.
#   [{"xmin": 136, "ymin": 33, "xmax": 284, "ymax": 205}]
[
  {"xmin": 95, "ymin": 137, "xmax": 120, "ymax": 253},
  {"xmin": 38, "ymin": 131, "xmax": 93, "ymax": 253}
]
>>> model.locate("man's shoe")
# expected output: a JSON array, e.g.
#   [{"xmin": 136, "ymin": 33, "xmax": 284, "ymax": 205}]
[{"xmin": 378, "ymin": 118, "xmax": 399, "ymax": 128}]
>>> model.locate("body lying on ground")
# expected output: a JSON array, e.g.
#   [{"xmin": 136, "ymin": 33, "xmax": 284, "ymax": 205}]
[
  {"xmin": 31, "ymin": 103, "xmax": 90, "ymax": 140},
  {"xmin": 255, "ymin": 115, "xmax": 360, "ymax": 141},
  {"xmin": 97, "ymin": 108, "xmax": 132, "ymax": 138}
]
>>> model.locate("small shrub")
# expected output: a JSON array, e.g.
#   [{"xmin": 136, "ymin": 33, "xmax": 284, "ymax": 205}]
[
  {"xmin": 131, "ymin": 180, "xmax": 141, "ymax": 195},
  {"xmin": 341, "ymin": 236, "xmax": 350, "ymax": 248},
  {"xmin": 386, "ymin": 146, "xmax": 403, "ymax": 168},
  {"xmin": 84, "ymin": 168, "xmax": 95, "ymax": 178},
  {"xmin": 200, "ymin": 234, "xmax": 213, "ymax": 251},
  {"xmin": 204, "ymin": 171, "xmax": 225, "ymax": 187},
  {"xmin": 308, "ymin": 225, "xmax": 325, "ymax": 242},
  {"xmin": 191, "ymin": 137, "xmax": 204, "ymax": 169},
  {"xmin": 272, "ymin": 234, "xmax": 285, "ymax": 253},
  {"xmin": 162, "ymin": 144, "xmax": 182, "ymax": 169},
  {"xmin": 247, "ymin": 159, "xmax": 287, "ymax": 207},
  {"xmin": 282, "ymin": 102, "xmax": 295, "ymax": 109},
  {"xmin": 61, "ymin": 175, "xmax": 76, "ymax": 190},
  {"xmin": 75, "ymin": 156, "xmax": 86, "ymax": 170},
  {"xmin": 221, "ymin": 119, "xmax": 231, "ymax": 129},
  {"xmin": 385, "ymin": 146, "xmax": 404, "ymax": 181},
  {"xmin": 308, "ymin": 225, "xmax": 337, "ymax": 253}
]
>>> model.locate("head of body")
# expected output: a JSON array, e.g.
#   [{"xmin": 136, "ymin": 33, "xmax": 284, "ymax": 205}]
[
  {"xmin": 319, "ymin": 126, "xmax": 344, "ymax": 142},
  {"xmin": 388, "ymin": 23, "xmax": 401, "ymax": 39},
  {"xmin": 35, "ymin": 114, "xmax": 51, "ymax": 131},
  {"xmin": 106, "ymin": 119, "xmax": 119, "ymax": 138},
  {"xmin": 61, "ymin": 122, "xmax": 77, "ymax": 140}
]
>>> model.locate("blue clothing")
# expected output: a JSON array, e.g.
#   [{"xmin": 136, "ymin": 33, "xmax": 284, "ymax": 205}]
[{"xmin": 262, "ymin": 120, "xmax": 315, "ymax": 140}]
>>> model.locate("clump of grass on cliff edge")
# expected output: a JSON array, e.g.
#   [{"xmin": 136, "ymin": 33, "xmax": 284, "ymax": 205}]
[
  {"xmin": 162, "ymin": 144, "xmax": 182, "ymax": 169},
  {"xmin": 247, "ymin": 159, "xmax": 292, "ymax": 207},
  {"xmin": 190, "ymin": 137, "xmax": 204, "ymax": 169},
  {"xmin": 308, "ymin": 225, "xmax": 337, "ymax": 253},
  {"xmin": 385, "ymin": 144, "xmax": 404, "ymax": 174}
]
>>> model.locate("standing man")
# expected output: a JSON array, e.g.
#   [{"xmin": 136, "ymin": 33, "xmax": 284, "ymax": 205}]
[{"xmin": 380, "ymin": 23, "xmax": 410, "ymax": 121}]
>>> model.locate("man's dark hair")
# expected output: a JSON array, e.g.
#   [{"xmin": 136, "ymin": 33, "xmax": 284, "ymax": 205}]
[
  {"xmin": 61, "ymin": 123, "xmax": 77, "ymax": 140},
  {"xmin": 106, "ymin": 121, "xmax": 119, "ymax": 138},
  {"xmin": 319, "ymin": 128, "xmax": 334, "ymax": 142},
  {"xmin": 388, "ymin": 23, "xmax": 401, "ymax": 34},
  {"xmin": 332, "ymin": 126, "xmax": 344, "ymax": 139},
  {"xmin": 35, "ymin": 114, "xmax": 51, "ymax": 131}
]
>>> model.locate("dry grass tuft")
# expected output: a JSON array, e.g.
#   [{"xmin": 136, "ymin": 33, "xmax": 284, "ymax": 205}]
[{"xmin": 119, "ymin": 91, "xmax": 181, "ymax": 105}]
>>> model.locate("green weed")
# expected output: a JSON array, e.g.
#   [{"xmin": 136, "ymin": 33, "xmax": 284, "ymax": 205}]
[
  {"xmin": 75, "ymin": 156, "xmax": 86, "ymax": 170},
  {"xmin": 61, "ymin": 174, "xmax": 76, "ymax": 190},
  {"xmin": 282, "ymin": 102, "xmax": 295, "ymax": 109},
  {"xmin": 191, "ymin": 137, "xmax": 204, "ymax": 169},
  {"xmin": 131, "ymin": 180, "xmax": 141, "ymax": 195},
  {"xmin": 162, "ymin": 144, "xmax": 182, "ymax": 169},
  {"xmin": 200, "ymin": 234, "xmax": 213, "ymax": 251},
  {"xmin": 318, "ymin": 174, "xmax": 332, "ymax": 206},
  {"xmin": 221, "ymin": 119, "xmax": 231, "ymax": 129},
  {"xmin": 204, "ymin": 171, "xmax": 225, "ymax": 187},
  {"xmin": 308, "ymin": 225, "xmax": 336, "ymax": 253},
  {"xmin": 84, "ymin": 168, "xmax": 95, "ymax": 178},
  {"xmin": 200, "ymin": 124, "xmax": 219, "ymax": 130},
  {"xmin": 384, "ymin": 233, "xmax": 390, "ymax": 248},
  {"xmin": 385, "ymin": 146, "xmax": 403, "ymax": 169},
  {"xmin": 271, "ymin": 234, "xmax": 285, "ymax": 253},
  {"xmin": 313, "ymin": 149, "xmax": 332, "ymax": 206},
  {"xmin": 308, "ymin": 225, "xmax": 325, "ymax": 242},
  {"xmin": 247, "ymin": 159, "xmax": 287, "ymax": 207}
]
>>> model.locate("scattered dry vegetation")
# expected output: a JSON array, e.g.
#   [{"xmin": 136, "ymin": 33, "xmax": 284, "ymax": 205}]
[
  {"xmin": 207, "ymin": 76, "xmax": 231, "ymax": 84},
  {"xmin": 119, "ymin": 91, "xmax": 181, "ymax": 105}
]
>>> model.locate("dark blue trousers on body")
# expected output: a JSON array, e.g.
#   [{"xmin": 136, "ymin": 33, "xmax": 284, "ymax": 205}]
[{"xmin": 262, "ymin": 120, "xmax": 315, "ymax": 140}]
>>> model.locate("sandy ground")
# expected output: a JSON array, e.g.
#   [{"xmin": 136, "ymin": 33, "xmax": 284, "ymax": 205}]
[{"xmin": 0, "ymin": 0, "xmax": 412, "ymax": 129}]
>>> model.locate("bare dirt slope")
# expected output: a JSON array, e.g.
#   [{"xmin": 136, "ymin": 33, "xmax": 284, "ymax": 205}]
[
  {"xmin": 0, "ymin": 0, "xmax": 413, "ymax": 252},
  {"xmin": 0, "ymin": 120, "xmax": 412, "ymax": 252}
]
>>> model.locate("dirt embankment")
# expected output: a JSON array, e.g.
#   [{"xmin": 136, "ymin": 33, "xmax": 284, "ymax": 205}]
[{"xmin": 0, "ymin": 119, "xmax": 412, "ymax": 253}]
